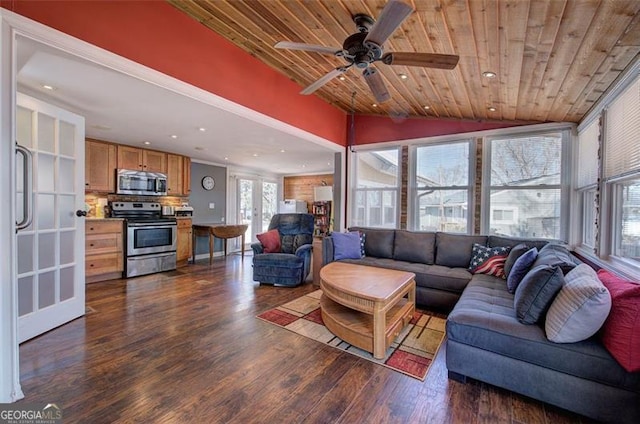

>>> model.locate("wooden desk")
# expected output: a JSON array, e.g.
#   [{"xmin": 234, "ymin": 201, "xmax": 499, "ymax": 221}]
[{"xmin": 192, "ymin": 224, "xmax": 249, "ymax": 265}]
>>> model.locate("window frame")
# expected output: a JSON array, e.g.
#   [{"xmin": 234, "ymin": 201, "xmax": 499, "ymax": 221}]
[
  {"xmin": 349, "ymin": 146, "xmax": 401, "ymax": 229},
  {"xmin": 481, "ymin": 128, "xmax": 572, "ymax": 240},
  {"xmin": 408, "ymin": 139, "xmax": 474, "ymax": 233}
]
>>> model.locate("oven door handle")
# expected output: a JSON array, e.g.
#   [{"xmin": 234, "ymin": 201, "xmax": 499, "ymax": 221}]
[{"xmin": 127, "ymin": 223, "xmax": 177, "ymax": 229}]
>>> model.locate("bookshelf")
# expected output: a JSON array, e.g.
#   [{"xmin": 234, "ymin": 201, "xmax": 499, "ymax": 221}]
[{"xmin": 312, "ymin": 201, "xmax": 331, "ymax": 236}]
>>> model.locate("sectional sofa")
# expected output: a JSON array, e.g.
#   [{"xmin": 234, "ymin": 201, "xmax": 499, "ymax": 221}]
[{"xmin": 321, "ymin": 228, "xmax": 640, "ymax": 423}]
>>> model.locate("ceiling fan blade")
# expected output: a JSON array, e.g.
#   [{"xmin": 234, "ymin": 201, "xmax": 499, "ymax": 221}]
[
  {"xmin": 382, "ymin": 52, "xmax": 460, "ymax": 69},
  {"xmin": 362, "ymin": 67, "xmax": 390, "ymax": 103},
  {"xmin": 274, "ymin": 41, "xmax": 341, "ymax": 56},
  {"xmin": 301, "ymin": 68, "xmax": 347, "ymax": 95},
  {"xmin": 364, "ymin": 0, "xmax": 414, "ymax": 47}
]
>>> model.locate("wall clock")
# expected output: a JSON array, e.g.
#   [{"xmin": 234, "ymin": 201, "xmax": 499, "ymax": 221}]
[{"xmin": 201, "ymin": 176, "xmax": 215, "ymax": 190}]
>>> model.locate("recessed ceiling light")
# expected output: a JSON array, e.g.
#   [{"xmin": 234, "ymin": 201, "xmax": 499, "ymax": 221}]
[
  {"xmin": 372, "ymin": 103, "xmax": 378, "ymax": 108},
  {"xmin": 198, "ymin": 127, "xmax": 206, "ymax": 132},
  {"xmin": 482, "ymin": 71, "xmax": 497, "ymax": 78},
  {"xmin": 339, "ymin": 76, "xmax": 346, "ymax": 81},
  {"xmin": 488, "ymin": 106, "xmax": 497, "ymax": 112},
  {"xmin": 252, "ymin": 153, "xmax": 259, "ymax": 157},
  {"xmin": 280, "ymin": 149, "xmax": 285, "ymax": 153},
  {"xmin": 302, "ymin": 164, "xmax": 306, "ymax": 168},
  {"xmin": 224, "ymin": 157, "xmax": 229, "ymax": 160},
  {"xmin": 327, "ymin": 162, "xmax": 332, "ymax": 166},
  {"xmin": 399, "ymin": 73, "xmax": 408, "ymax": 80},
  {"xmin": 170, "ymin": 135, "xmax": 178, "ymax": 139},
  {"xmin": 143, "ymin": 141, "xmax": 151, "ymax": 145},
  {"xmin": 423, "ymin": 105, "xmax": 431, "ymax": 110},
  {"xmin": 42, "ymin": 84, "xmax": 55, "ymax": 90}
]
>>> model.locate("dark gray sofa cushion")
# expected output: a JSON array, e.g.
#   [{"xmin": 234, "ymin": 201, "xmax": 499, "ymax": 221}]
[
  {"xmin": 436, "ymin": 233, "xmax": 487, "ymax": 268},
  {"xmin": 447, "ymin": 275, "xmax": 640, "ymax": 392},
  {"xmin": 349, "ymin": 227, "xmax": 395, "ymax": 259},
  {"xmin": 504, "ymin": 243, "xmax": 529, "ymax": 277},
  {"xmin": 393, "ymin": 230, "xmax": 436, "ymax": 264},
  {"xmin": 514, "ymin": 265, "xmax": 564, "ymax": 324},
  {"xmin": 337, "ymin": 258, "xmax": 472, "ymax": 293},
  {"xmin": 531, "ymin": 243, "xmax": 578, "ymax": 275},
  {"xmin": 488, "ymin": 235, "xmax": 549, "ymax": 251}
]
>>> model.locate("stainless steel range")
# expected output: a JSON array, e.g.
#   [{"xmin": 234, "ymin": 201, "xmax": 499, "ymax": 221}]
[{"xmin": 110, "ymin": 201, "xmax": 177, "ymax": 278}]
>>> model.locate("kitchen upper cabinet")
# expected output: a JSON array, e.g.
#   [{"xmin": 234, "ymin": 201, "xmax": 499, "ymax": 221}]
[
  {"xmin": 167, "ymin": 154, "xmax": 184, "ymax": 195},
  {"xmin": 167, "ymin": 154, "xmax": 192, "ymax": 196},
  {"xmin": 85, "ymin": 139, "xmax": 116, "ymax": 192},
  {"xmin": 117, "ymin": 145, "xmax": 167, "ymax": 173},
  {"xmin": 183, "ymin": 156, "xmax": 191, "ymax": 195},
  {"xmin": 144, "ymin": 149, "xmax": 167, "ymax": 173}
]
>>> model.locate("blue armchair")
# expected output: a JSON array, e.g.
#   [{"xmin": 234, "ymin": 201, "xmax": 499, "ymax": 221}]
[{"xmin": 251, "ymin": 213, "xmax": 314, "ymax": 287}]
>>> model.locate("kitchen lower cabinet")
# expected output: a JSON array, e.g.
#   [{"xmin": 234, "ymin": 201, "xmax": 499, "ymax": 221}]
[
  {"xmin": 177, "ymin": 218, "xmax": 192, "ymax": 267},
  {"xmin": 86, "ymin": 219, "xmax": 124, "ymax": 283}
]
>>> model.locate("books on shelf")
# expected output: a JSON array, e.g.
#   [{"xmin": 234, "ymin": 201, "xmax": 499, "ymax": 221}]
[{"xmin": 312, "ymin": 201, "xmax": 331, "ymax": 236}]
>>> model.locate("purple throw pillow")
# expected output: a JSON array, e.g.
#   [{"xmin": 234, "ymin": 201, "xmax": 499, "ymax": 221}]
[
  {"xmin": 332, "ymin": 232, "xmax": 363, "ymax": 260},
  {"xmin": 507, "ymin": 247, "xmax": 538, "ymax": 293}
]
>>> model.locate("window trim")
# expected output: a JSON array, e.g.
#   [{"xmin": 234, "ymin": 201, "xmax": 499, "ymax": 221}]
[
  {"xmin": 349, "ymin": 146, "xmax": 401, "ymax": 229},
  {"xmin": 481, "ymin": 128, "xmax": 572, "ymax": 240},
  {"xmin": 408, "ymin": 139, "xmax": 474, "ymax": 232}
]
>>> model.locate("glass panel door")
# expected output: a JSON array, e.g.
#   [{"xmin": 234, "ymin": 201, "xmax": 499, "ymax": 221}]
[
  {"xmin": 237, "ymin": 178, "xmax": 279, "ymax": 246},
  {"xmin": 238, "ymin": 178, "xmax": 255, "ymax": 244},
  {"xmin": 16, "ymin": 93, "xmax": 85, "ymax": 343},
  {"xmin": 262, "ymin": 181, "xmax": 278, "ymax": 233}
]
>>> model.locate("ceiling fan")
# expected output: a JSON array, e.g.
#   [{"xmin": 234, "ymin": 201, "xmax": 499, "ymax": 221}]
[{"xmin": 275, "ymin": 0, "xmax": 459, "ymax": 104}]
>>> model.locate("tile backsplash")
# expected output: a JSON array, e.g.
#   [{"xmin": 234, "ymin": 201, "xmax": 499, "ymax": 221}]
[{"xmin": 85, "ymin": 193, "xmax": 188, "ymax": 218}]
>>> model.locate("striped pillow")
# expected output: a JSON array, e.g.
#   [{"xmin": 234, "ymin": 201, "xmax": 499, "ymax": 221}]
[{"xmin": 545, "ymin": 264, "xmax": 611, "ymax": 343}]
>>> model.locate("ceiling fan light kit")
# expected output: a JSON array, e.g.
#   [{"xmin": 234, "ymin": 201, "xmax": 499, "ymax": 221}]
[{"xmin": 275, "ymin": 0, "xmax": 459, "ymax": 104}]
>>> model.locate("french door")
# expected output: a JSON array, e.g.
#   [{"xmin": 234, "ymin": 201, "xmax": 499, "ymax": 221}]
[
  {"xmin": 237, "ymin": 178, "xmax": 278, "ymax": 244},
  {"xmin": 15, "ymin": 93, "xmax": 86, "ymax": 343}
]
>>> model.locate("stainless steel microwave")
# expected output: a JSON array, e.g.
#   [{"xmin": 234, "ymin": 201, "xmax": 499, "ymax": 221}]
[{"xmin": 116, "ymin": 169, "xmax": 167, "ymax": 196}]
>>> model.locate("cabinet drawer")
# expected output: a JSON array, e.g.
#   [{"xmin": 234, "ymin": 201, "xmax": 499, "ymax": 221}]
[
  {"xmin": 86, "ymin": 233, "xmax": 122, "ymax": 254},
  {"xmin": 86, "ymin": 220, "xmax": 123, "ymax": 235},
  {"xmin": 177, "ymin": 218, "xmax": 192, "ymax": 229},
  {"xmin": 86, "ymin": 252, "xmax": 123, "ymax": 276}
]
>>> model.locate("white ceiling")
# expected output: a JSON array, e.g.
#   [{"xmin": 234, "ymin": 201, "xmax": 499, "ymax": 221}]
[{"xmin": 16, "ymin": 36, "xmax": 340, "ymax": 176}]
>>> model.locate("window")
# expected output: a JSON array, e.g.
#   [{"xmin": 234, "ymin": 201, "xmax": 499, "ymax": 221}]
[
  {"xmin": 351, "ymin": 148, "xmax": 400, "ymax": 228},
  {"xmin": 576, "ymin": 117, "xmax": 600, "ymax": 250},
  {"xmin": 604, "ymin": 74, "xmax": 640, "ymax": 264},
  {"xmin": 412, "ymin": 141, "xmax": 472, "ymax": 232},
  {"xmin": 615, "ymin": 179, "xmax": 640, "ymax": 261},
  {"xmin": 581, "ymin": 189, "xmax": 597, "ymax": 249},
  {"xmin": 484, "ymin": 131, "xmax": 568, "ymax": 239},
  {"xmin": 492, "ymin": 208, "xmax": 516, "ymax": 223}
]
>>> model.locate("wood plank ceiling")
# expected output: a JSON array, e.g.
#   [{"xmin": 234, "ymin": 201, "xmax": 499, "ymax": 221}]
[{"xmin": 169, "ymin": 0, "xmax": 640, "ymax": 124}]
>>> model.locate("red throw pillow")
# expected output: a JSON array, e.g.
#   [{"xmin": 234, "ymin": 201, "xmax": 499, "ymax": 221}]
[
  {"xmin": 256, "ymin": 229, "xmax": 281, "ymax": 253},
  {"xmin": 597, "ymin": 269, "xmax": 640, "ymax": 372}
]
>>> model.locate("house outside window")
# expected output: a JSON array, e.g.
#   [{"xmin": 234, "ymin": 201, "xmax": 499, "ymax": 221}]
[
  {"xmin": 484, "ymin": 131, "xmax": 570, "ymax": 239},
  {"xmin": 411, "ymin": 141, "xmax": 472, "ymax": 233},
  {"xmin": 351, "ymin": 148, "xmax": 400, "ymax": 228}
]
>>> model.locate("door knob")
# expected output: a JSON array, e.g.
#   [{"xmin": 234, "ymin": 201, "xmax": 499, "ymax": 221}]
[{"xmin": 76, "ymin": 210, "xmax": 87, "ymax": 217}]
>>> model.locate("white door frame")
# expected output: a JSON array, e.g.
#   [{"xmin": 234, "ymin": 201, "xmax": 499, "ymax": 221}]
[{"xmin": 0, "ymin": 11, "xmax": 24, "ymax": 403}]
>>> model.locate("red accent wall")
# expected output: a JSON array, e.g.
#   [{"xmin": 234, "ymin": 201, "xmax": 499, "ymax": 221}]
[
  {"xmin": 352, "ymin": 114, "xmax": 540, "ymax": 145},
  {"xmin": 1, "ymin": 1, "xmax": 542, "ymax": 148},
  {"xmin": 1, "ymin": 0, "xmax": 348, "ymax": 146}
]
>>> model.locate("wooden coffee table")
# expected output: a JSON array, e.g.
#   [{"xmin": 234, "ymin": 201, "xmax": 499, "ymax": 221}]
[{"xmin": 319, "ymin": 262, "xmax": 416, "ymax": 359}]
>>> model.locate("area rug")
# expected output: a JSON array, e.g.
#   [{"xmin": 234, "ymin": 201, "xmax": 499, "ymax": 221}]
[{"xmin": 257, "ymin": 290, "xmax": 446, "ymax": 381}]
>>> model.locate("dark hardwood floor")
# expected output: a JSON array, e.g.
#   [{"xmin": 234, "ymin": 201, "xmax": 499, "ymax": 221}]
[{"xmin": 18, "ymin": 254, "xmax": 595, "ymax": 423}]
